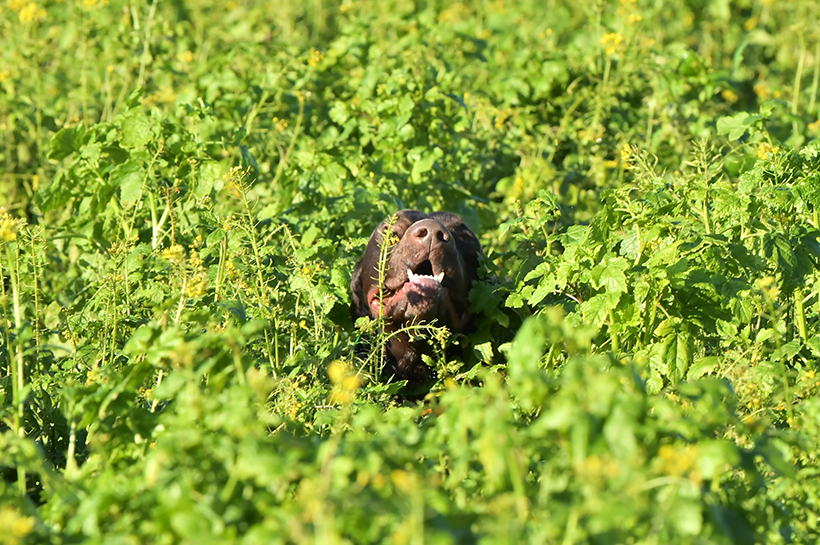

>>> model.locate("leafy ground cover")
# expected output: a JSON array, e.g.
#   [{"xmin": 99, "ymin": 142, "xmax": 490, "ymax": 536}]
[{"xmin": 2, "ymin": 0, "xmax": 820, "ymax": 542}]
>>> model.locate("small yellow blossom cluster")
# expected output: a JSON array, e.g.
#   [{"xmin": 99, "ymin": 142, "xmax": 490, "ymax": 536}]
[
  {"xmin": 600, "ymin": 32, "xmax": 623, "ymax": 55},
  {"xmin": 160, "ymin": 244, "xmax": 210, "ymax": 298},
  {"xmin": 808, "ymin": 119, "xmax": 820, "ymax": 134},
  {"xmin": 615, "ymin": 0, "xmax": 643, "ymax": 26},
  {"xmin": 0, "ymin": 506, "xmax": 34, "ymax": 545},
  {"xmin": 0, "ymin": 70, "xmax": 10, "ymax": 83},
  {"xmin": 308, "ymin": 49, "xmax": 325, "ymax": 67},
  {"xmin": 721, "ymin": 89, "xmax": 738, "ymax": 103},
  {"xmin": 223, "ymin": 258, "xmax": 239, "ymax": 280},
  {"xmin": 494, "ymin": 107, "xmax": 514, "ymax": 129},
  {"xmin": 272, "ymin": 116, "xmax": 289, "ymax": 132},
  {"xmin": 161, "ymin": 244, "xmax": 185, "ymax": 265},
  {"xmin": 656, "ymin": 444, "xmax": 701, "ymax": 484},
  {"xmin": 223, "ymin": 165, "xmax": 250, "ymax": 192},
  {"xmin": 753, "ymin": 81, "xmax": 782, "ymax": 101},
  {"xmin": 620, "ymin": 142, "xmax": 634, "ymax": 169},
  {"xmin": 438, "ymin": 2, "xmax": 471, "ymax": 24},
  {"xmin": 327, "ymin": 359, "xmax": 363, "ymax": 405},
  {"xmin": 538, "ymin": 27, "xmax": 553, "ymax": 40},
  {"xmin": 580, "ymin": 453, "xmax": 620, "ymax": 480},
  {"xmin": 755, "ymin": 143, "xmax": 780, "ymax": 161},
  {"xmin": 0, "ymin": 209, "xmax": 22, "ymax": 242},
  {"xmin": 390, "ymin": 469, "xmax": 419, "ymax": 493},
  {"xmin": 83, "ymin": 0, "xmax": 109, "ymax": 8},
  {"xmin": 756, "ymin": 275, "xmax": 780, "ymax": 300},
  {"xmin": 10, "ymin": 0, "xmax": 46, "ymax": 23},
  {"xmin": 185, "ymin": 253, "xmax": 208, "ymax": 298},
  {"xmin": 179, "ymin": 50, "xmax": 195, "ymax": 63}
]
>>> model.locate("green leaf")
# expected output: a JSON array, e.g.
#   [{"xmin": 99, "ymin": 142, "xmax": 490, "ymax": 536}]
[
  {"xmin": 771, "ymin": 339, "xmax": 801, "ymax": 362},
  {"xmin": 411, "ymin": 147, "xmax": 443, "ymax": 182},
  {"xmin": 661, "ymin": 329, "xmax": 691, "ymax": 384},
  {"xmin": 716, "ymin": 111, "xmax": 758, "ymax": 140},
  {"xmin": 506, "ymin": 315, "xmax": 552, "ymax": 412},
  {"xmin": 806, "ymin": 335, "xmax": 820, "ymax": 357},
  {"xmin": 49, "ymin": 125, "xmax": 86, "ymax": 160},
  {"xmin": 670, "ymin": 499, "xmax": 703, "ymax": 536},
  {"xmin": 119, "ymin": 111, "xmax": 154, "ymax": 149},
  {"xmin": 591, "ymin": 257, "xmax": 628, "ymax": 293},
  {"xmin": 687, "ymin": 356, "xmax": 719, "ymax": 380},
  {"xmin": 697, "ymin": 440, "xmax": 740, "ymax": 479},
  {"xmin": 579, "ymin": 291, "xmax": 621, "ymax": 327},
  {"xmin": 110, "ymin": 160, "xmax": 145, "ymax": 205}
]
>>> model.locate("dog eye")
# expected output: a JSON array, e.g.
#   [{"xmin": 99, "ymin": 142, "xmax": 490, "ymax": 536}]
[{"xmin": 454, "ymin": 229, "xmax": 476, "ymax": 241}]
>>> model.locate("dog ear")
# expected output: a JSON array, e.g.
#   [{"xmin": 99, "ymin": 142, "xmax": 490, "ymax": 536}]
[{"xmin": 350, "ymin": 257, "xmax": 368, "ymax": 320}]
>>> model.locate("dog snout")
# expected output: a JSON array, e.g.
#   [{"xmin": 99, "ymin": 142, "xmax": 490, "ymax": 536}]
[{"xmin": 407, "ymin": 219, "xmax": 452, "ymax": 251}]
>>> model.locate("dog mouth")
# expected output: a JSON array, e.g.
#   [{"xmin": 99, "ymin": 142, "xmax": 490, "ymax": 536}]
[{"xmin": 367, "ymin": 260, "xmax": 449, "ymax": 318}]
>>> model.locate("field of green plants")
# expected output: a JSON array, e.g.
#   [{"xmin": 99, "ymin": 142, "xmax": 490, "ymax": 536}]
[{"xmin": 2, "ymin": 0, "xmax": 820, "ymax": 542}]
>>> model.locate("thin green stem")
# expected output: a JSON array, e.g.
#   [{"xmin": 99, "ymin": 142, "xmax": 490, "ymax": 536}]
[{"xmin": 4, "ymin": 242, "xmax": 27, "ymax": 496}]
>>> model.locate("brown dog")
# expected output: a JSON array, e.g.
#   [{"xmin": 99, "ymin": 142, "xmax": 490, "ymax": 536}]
[{"xmin": 351, "ymin": 210, "xmax": 483, "ymax": 390}]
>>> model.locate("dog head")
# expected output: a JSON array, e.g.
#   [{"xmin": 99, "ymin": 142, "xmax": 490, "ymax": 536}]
[{"xmin": 351, "ymin": 210, "xmax": 482, "ymax": 388}]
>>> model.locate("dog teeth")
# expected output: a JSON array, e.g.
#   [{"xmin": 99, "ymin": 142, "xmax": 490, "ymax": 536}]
[{"xmin": 407, "ymin": 269, "xmax": 445, "ymax": 284}]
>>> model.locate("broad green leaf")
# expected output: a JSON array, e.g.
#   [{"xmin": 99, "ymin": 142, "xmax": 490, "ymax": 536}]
[
  {"xmin": 411, "ymin": 148, "xmax": 442, "ymax": 182},
  {"xmin": 661, "ymin": 329, "xmax": 691, "ymax": 384},
  {"xmin": 591, "ymin": 256, "xmax": 628, "ymax": 293},
  {"xmin": 119, "ymin": 111, "xmax": 154, "ymax": 149},
  {"xmin": 110, "ymin": 160, "xmax": 145, "ymax": 205},
  {"xmin": 580, "ymin": 291, "xmax": 621, "ymax": 326},
  {"xmin": 506, "ymin": 315, "xmax": 552, "ymax": 411},
  {"xmin": 670, "ymin": 499, "xmax": 703, "ymax": 536},
  {"xmin": 687, "ymin": 356, "xmax": 719, "ymax": 380},
  {"xmin": 49, "ymin": 125, "xmax": 86, "ymax": 160},
  {"xmin": 806, "ymin": 335, "xmax": 820, "ymax": 357},
  {"xmin": 716, "ymin": 111, "xmax": 758, "ymax": 140}
]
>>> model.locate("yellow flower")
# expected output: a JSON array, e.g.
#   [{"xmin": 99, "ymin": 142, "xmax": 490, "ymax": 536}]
[
  {"xmin": 308, "ymin": 49, "xmax": 325, "ymax": 67},
  {"xmin": 721, "ymin": 89, "xmax": 738, "ymax": 103},
  {"xmin": 328, "ymin": 360, "xmax": 362, "ymax": 404},
  {"xmin": 185, "ymin": 272, "xmax": 208, "ymax": 298},
  {"xmin": 390, "ymin": 469, "xmax": 417, "ymax": 493},
  {"xmin": 600, "ymin": 32, "xmax": 623, "ymax": 55},
  {"xmin": 327, "ymin": 360, "xmax": 347, "ymax": 384},
  {"xmin": 757, "ymin": 275, "xmax": 780, "ymax": 299},
  {"xmin": 0, "ymin": 506, "xmax": 34, "ymax": 545},
  {"xmin": 753, "ymin": 82, "xmax": 769, "ymax": 100},
  {"xmin": 620, "ymin": 142, "xmax": 632, "ymax": 162},
  {"xmin": 180, "ymin": 50, "xmax": 195, "ymax": 63},
  {"xmin": 755, "ymin": 143, "xmax": 779, "ymax": 160},
  {"xmin": 161, "ymin": 244, "xmax": 185, "ymax": 265},
  {"xmin": 0, "ymin": 210, "xmax": 21, "ymax": 242},
  {"xmin": 8, "ymin": 0, "xmax": 26, "ymax": 11},
  {"xmin": 744, "ymin": 16, "xmax": 758, "ymax": 31},
  {"xmin": 18, "ymin": 2, "xmax": 46, "ymax": 22},
  {"xmin": 657, "ymin": 444, "xmax": 699, "ymax": 476},
  {"xmin": 0, "ymin": 70, "xmax": 10, "ymax": 82},
  {"xmin": 628, "ymin": 13, "xmax": 643, "ymax": 23}
]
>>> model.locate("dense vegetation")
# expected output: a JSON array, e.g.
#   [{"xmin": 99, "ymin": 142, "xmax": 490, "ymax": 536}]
[{"xmin": 2, "ymin": 0, "xmax": 820, "ymax": 542}]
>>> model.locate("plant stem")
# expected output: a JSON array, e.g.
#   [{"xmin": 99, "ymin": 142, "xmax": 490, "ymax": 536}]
[
  {"xmin": 809, "ymin": 37, "xmax": 820, "ymax": 116},
  {"xmin": 4, "ymin": 243, "xmax": 27, "ymax": 496},
  {"xmin": 794, "ymin": 288, "xmax": 808, "ymax": 340}
]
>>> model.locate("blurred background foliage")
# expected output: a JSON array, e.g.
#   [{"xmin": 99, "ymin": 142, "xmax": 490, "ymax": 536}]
[{"xmin": 2, "ymin": 0, "xmax": 820, "ymax": 542}]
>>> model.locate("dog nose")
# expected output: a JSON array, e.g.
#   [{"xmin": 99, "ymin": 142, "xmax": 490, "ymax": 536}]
[{"xmin": 407, "ymin": 219, "xmax": 451, "ymax": 249}]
